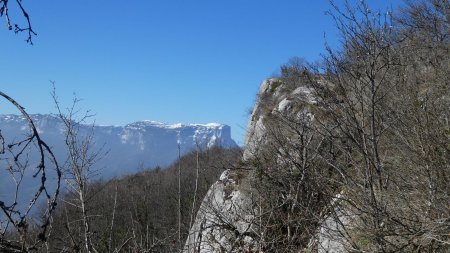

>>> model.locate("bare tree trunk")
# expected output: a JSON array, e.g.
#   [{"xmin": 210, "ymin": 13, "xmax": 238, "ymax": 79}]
[
  {"xmin": 108, "ymin": 184, "xmax": 118, "ymax": 252},
  {"xmin": 80, "ymin": 189, "xmax": 93, "ymax": 253},
  {"xmin": 187, "ymin": 144, "xmax": 201, "ymax": 252},
  {"xmin": 178, "ymin": 144, "xmax": 182, "ymax": 252}
]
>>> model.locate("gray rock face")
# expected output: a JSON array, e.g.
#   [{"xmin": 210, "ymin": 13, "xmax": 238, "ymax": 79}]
[
  {"xmin": 243, "ymin": 78, "xmax": 316, "ymax": 161},
  {"xmin": 184, "ymin": 78, "xmax": 320, "ymax": 252},
  {"xmin": 184, "ymin": 169, "xmax": 256, "ymax": 252}
]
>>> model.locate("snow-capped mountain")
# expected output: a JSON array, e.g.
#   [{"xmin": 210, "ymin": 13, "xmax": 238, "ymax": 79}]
[
  {"xmin": 0, "ymin": 114, "xmax": 237, "ymax": 177},
  {"xmin": 0, "ymin": 114, "xmax": 237, "ymax": 214}
]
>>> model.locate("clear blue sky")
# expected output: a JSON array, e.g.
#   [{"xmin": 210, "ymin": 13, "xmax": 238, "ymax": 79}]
[{"xmin": 0, "ymin": 0, "xmax": 403, "ymax": 145}]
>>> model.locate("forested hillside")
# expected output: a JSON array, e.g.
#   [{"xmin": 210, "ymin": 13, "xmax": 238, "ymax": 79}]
[
  {"xmin": 185, "ymin": 0, "xmax": 450, "ymax": 252},
  {"xmin": 45, "ymin": 147, "xmax": 242, "ymax": 252}
]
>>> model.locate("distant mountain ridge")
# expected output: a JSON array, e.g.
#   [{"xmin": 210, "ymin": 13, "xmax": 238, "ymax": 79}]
[{"xmin": 0, "ymin": 114, "xmax": 237, "ymax": 177}]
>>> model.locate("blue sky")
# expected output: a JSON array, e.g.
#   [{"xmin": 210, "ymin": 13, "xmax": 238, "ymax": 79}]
[{"xmin": 0, "ymin": 0, "xmax": 402, "ymax": 145}]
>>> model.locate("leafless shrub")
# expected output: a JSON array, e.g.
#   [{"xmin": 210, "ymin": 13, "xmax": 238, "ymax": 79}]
[{"xmin": 0, "ymin": 91, "xmax": 61, "ymax": 252}]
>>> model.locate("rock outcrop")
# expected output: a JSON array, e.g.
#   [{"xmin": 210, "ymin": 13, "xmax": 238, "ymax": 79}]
[{"xmin": 184, "ymin": 78, "xmax": 324, "ymax": 252}]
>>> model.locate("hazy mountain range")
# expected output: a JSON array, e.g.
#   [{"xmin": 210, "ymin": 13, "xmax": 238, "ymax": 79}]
[
  {"xmin": 0, "ymin": 114, "xmax": 237, "ymax": 176},
  {"xmin": 0, "ymin": 114, "xmax": 237, "ymax": 207}
]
